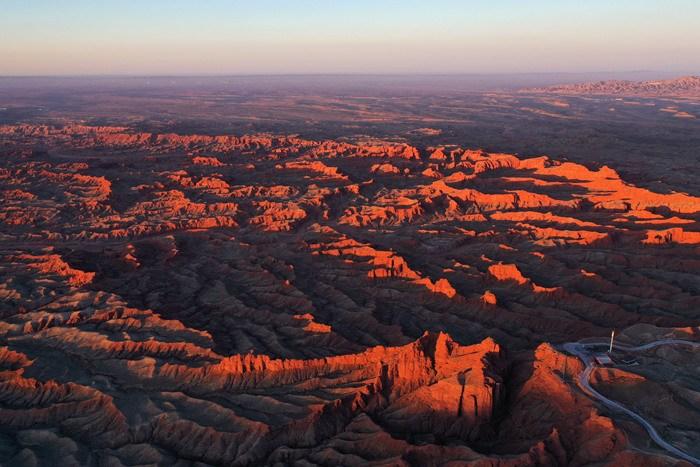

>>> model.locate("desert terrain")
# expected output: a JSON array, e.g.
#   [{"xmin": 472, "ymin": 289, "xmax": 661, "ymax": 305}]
[
  {"xmin": 527, "ymin": 76, "xmax": 700, "ymax": 98},
  {"xmin": 0, "ymin": 76, "xmax": 699, "ymax": 466}
]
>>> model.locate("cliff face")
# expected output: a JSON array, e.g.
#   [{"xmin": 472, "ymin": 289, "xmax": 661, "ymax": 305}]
[{"xmin": 0, "ymin": 124, "xmax": 698, "ymax": 465}]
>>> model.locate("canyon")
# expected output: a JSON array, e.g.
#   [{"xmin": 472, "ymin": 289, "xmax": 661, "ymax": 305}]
[{"xmin": 1, "ymin": 122, "xmax": 699, "ymax": 465}]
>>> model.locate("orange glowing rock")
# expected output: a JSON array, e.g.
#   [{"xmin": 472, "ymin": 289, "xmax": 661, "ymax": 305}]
[
  {"xmin": 481, "ymin": 290, "xmax": 498, "ymax": 305},
  {"xmin": 488, "ymin": 263, "xmax": 529, "ymax": 285},
  {"xmin": 191, "ymin": 155, "xmax": 225, "ymax": 166},
  {"xmin": 429, "ymin": 148, "xmax": 448, "ymax": 161},
  {"xmin": 16, "ymin": 253, "xmax": 95, "ymax": 287},
  {"xmin": 293, "ymin": 314, "xmax": 332, "ymax": 333},
  {"xmin": 421, "ymin": 167, "xmax": 443, "ymax": 178},
  {"xmin": 643, "ymin": 228, "xmax": 700, "ymax": 244},
  {"xmin": 283, "ymin": 160, "xmax": 348, "ymax": 180},
  {"xmin": 370, "ymin": 163, "xmax": 401, "ymax": 174},
  {"xmin": 415, "ymin": 277, "xmax": 457, "ymax": 298}
]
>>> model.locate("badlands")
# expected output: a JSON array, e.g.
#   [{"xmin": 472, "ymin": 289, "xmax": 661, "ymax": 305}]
[{"xmin": 0, "ymin": 122, "xmax": 699, "ymax": 466}]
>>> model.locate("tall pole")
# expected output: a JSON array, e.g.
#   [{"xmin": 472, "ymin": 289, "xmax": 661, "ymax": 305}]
[{"xmin": 609, "ymin": 329, "xmax": 615, "ymax": 354}]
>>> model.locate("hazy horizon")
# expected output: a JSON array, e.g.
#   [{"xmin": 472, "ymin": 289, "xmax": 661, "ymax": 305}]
[
  {"xmin": 2, "ymin": 0, "xmax": 699, "ymax": 76},
  {"xmin": 1, "ymin": 71, "xmax": 694, "ymax": 98},
  {"xmin": 1, "ymin": 71, "xmax": 698, "ymax": 78}
]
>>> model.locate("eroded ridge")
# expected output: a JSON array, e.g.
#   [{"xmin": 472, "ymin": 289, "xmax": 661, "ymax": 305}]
[{"xmin": 1, "ymin": 124, "xmax": 699, "ymax": 465}]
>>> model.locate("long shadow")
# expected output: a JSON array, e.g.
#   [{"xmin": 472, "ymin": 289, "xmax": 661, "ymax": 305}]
[{"xmin": 457, "ymin": 369, "xmax": 472, "ymax": 417}]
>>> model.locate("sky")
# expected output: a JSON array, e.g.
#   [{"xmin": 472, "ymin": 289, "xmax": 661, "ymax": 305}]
[{"xmin": 1, "ymin": 0, "xmax": 699, "ymax": 76}]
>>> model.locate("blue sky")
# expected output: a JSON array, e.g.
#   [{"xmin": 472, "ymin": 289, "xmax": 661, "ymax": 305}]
[{"xmin": 1, "ymin": 0, "xmax": 699, "ymax": 75}]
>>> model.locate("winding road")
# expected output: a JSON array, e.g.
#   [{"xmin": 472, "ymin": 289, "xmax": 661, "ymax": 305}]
[{"xmin": 563, "ymin": 339, "xmax": 700, "ymax": 465}]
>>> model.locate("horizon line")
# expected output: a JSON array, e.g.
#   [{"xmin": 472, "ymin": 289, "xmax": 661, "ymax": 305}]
[{"xmin": 2, "ymin": 70, "xmax": 698, "ymax": 80}]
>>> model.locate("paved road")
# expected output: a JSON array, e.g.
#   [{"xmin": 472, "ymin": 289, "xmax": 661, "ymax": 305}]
[{"xmin": 563, "ymin": 339, "xmax": 700, "ymax": 465}]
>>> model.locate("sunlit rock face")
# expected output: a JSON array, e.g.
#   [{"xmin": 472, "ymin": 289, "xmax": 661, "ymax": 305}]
[{"xmin": 0, "ymin": 124, "xmax": 698, "ymax": 465}]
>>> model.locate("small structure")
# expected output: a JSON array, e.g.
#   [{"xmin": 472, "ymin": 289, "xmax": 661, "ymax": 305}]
[
  {"xmin": 609, "ymin": 330, "xmax": 615, "ymax": 354},
  {"xmin": 594, "ymin": 354, "xmax": 613, "ymax": 366}
]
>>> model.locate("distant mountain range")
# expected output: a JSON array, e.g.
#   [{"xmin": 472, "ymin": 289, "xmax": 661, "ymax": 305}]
[{"xmin": 525, "ymin": 75, "xmax": 700, "ymax": 97}]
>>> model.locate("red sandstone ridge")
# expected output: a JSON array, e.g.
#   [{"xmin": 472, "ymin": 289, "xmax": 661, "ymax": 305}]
[
  {"xmin": 643, "ymin": 227, "xmax": 700, "ymax": 245},
  {"xmin": 13, "ymin": 251, "xmax": 95, "ymax": 287},
  {"xmin": 488, "ymin": 262, "xmax": 560, "ymax": 294},
  {"xmin": 371, "ymin": 162, "xmax": 402, "ymax": 174},
  {"xmin": 488, "ymin": 263, "xmax": 529, "ymax": 285},
  {"xmin": 190, "ymin": 155, "xmax": 225, "ymax": 166},
  {"xmin": 0, "ymin": 123, "xmax": 698, "ymax": 466},
  {"xmin": 415, "ymin": 277, "xmax": 457, "ymax": 298},
  {"xmin": 293, "ymin": 313, "xmax": 333, "ymax": 333}
]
